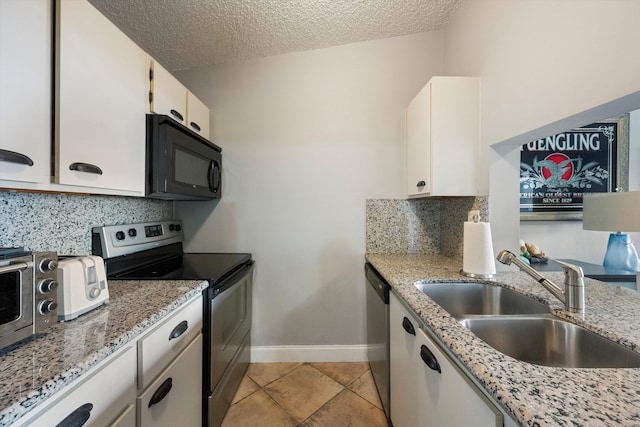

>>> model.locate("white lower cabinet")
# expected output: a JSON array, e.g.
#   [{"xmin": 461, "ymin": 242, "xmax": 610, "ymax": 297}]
[
  {"xmin": 24, "ymin": 345, "xmax": 136, "ymax": 427},
  {"xmin": 136, "ymin": 295, "xmax": 203, "ymax": 427},
  {"xmin": 20, "ymin": 294, "xmax": 204, "ymax": 427},
  {"xmin": 137, "ymin": 334, "xmax": 202, "ymax": 427},
  {"xmin": 390, "ymin": 292, "xmax": 503, "ymax": 427}
]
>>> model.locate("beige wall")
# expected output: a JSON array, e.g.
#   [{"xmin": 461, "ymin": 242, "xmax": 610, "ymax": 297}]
[
  {"xmin": 443, "ymin": 0, "xmax": 640, "ymax": 264},
  {"xmin": 175, "ymin": 32, "xmax": 444, "ymax": 356}
]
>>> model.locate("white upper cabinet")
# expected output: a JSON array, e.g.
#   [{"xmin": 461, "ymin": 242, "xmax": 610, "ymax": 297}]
[
  {"xmin": 149, "ymin": 60, "xmax": 188, "ymax": 126},
  {"xmin": 149, "ymin": 59, "xmax": 211, "ymax": 139},
  {"xmin": 187, "ymin": 92, "xmax": 211, "ymax": 139},
  {"xmin": 55, "ymin": 0, "xmax": 146, "ymax": 194},
  {"xmin": 406, "ymin": 76, "xmax": 480, "ymax": 198},
  {"xmin": 0, "ymin": 0, "xmax": 51, "ymax": 184}
]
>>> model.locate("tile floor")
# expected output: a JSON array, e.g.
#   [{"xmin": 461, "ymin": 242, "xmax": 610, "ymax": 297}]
[{"xmin": 221, "ymin": 362, "xmax": 390, "ymax": 426}]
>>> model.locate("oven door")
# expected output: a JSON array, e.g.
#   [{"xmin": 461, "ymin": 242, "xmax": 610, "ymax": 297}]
[
  {"xmin": 0, "ymin": 258, "xmax": 34, "ymax": 349},
  {"xmin": 209, "ymin": 263, "xmax": 253, "ymax": 391}
]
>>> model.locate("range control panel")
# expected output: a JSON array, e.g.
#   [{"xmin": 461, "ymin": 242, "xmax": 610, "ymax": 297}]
[{"xmin": 92, "ymin": 220, "xmax": 184, "ymax": 259}]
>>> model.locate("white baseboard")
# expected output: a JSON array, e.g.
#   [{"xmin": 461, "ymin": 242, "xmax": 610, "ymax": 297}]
[{"xmin": 250, "ymin": 345, "xmax": 369, "ymax": 363}]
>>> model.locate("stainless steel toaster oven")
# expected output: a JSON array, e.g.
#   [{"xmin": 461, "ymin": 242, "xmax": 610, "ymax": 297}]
[{"xmin": 0, "ymin": 249, "xmax": 58, "ymax": 350}]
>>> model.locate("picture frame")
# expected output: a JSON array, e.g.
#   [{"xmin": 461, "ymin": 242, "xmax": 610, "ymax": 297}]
[{"xmin": 519, "ymin": 114, "xmax": 629, "ymax": 221}]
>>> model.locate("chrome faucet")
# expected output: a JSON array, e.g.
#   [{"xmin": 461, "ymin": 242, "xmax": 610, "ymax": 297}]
[{"xmin": 496, "ymin": 250, "xmax": 585, "ymax": 313}]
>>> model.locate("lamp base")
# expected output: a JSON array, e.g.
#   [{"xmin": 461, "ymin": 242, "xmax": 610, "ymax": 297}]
[{"xmin": 603, "ymin": 233, "xmax": 640, "ymax": 272}]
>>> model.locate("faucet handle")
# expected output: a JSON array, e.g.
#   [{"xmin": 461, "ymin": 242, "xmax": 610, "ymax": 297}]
[
  {"xmin": 552, "ymin": 259, "xmax": 585, "ymax": 314},
  {"xmin": 551, "ymin": 259, "xmax": 584, "ymax": 279}
]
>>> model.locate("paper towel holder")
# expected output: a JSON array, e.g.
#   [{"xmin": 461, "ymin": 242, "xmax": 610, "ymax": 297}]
[{"xmin": 461, "ymin": 214, "xmax": 496, "ymax": 279}]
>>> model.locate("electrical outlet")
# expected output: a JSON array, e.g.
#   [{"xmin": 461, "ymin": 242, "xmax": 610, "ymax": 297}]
[{"xmin": 468, "ymin": 210, "xmax": 480, "ymax": 222}]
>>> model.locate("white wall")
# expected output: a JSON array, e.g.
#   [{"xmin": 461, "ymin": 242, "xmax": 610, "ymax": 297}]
[
  {"xmin": 175, "ymin": 32, "xmax": 444, "ymax": 356},
  {"xmin": 443, "ymin": 0, "xmax": 640, "ymax": 265}
]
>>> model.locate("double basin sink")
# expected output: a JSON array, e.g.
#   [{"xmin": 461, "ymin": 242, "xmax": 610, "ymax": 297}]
[{"xmin": 415, "ymin": 282, "xmax": 640, "ymax": 368}]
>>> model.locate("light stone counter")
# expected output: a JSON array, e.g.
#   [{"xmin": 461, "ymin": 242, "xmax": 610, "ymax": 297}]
[
  {"xmin": 0, "ymin": 279, "xmax": 208, "ymax": 426},
  {"xmin": 366, "ymin": 253, "xmax": 640, "ymax": 427}
]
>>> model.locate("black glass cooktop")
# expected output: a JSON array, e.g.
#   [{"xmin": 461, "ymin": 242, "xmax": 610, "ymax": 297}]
[{"xmin": 105, "ymin": 244, "xmax": 251, "ymax": 287}]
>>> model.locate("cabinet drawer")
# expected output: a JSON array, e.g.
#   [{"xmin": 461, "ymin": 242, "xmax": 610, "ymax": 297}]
[
  {"xmin": 25, "ymin": 345, "xmax": 136, "ymax": 427},
  {"xmin": 137, "ymin": 334, "xmax": 203, "ymax": 427},
  {"xmin": 138, "ymin": 294, "xmax": 203, "ymax": 389}
]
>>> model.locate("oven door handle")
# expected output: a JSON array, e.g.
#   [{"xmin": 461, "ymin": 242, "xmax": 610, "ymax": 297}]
[
  {"xmin": 211, "ymin": 261, "xmax": 254, "ymax": 297},
  {"xmin": 0, "ymin": 262, "xmax": 29, "ymax": 274}
]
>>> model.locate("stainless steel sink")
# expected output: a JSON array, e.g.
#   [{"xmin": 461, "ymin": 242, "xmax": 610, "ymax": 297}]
[
  {"xmin": 415, "ymin": 281, "xmax": 640, "ymax": 368},
  {"xmin": 415, "ymin": 282, "xmax": 549, "ymax": 318},
  {"xmin": 460, "ymin": 316, "xmax": 640, "ymax": 368}
]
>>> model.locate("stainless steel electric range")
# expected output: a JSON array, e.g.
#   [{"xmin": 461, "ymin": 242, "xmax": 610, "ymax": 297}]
[{"xmin": 92, "ymin": 220, "xmax": 253, "ymax": 427}]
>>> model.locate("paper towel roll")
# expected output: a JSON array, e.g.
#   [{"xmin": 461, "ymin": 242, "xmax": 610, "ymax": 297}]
[{"xmin": 462, "ymin": 221, "xmax": 496, "ymax": 277}]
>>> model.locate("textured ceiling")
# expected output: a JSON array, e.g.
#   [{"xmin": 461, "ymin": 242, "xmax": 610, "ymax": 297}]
[{"xmin": 88, "ymin": 0, "xmax": 460, "ymax": 71}]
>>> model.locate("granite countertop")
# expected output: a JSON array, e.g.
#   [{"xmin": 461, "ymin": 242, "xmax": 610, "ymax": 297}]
[
  {"xmin": 366, "ymin": 253, "xmax": 640, "ymax": 427},
  {"xmin": 0, "ymin": 279, "xmax": 208, "ymax": 426}
]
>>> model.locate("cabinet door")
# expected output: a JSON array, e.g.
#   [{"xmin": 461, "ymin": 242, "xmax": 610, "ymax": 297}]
[
  {"xmin": 416, "ymin": 327, "xmax": 502, "ymax": 427},
  {"xmin": 187, "ymin": 91, "xmax": 210, "ymax": 139},
  {"xmin": 405, "ymin": 76, "xmax": 480, "ymax": 198},
  {"xmin": 0, "ymin": 0, "xmax": 51, "ymax": 184},
  {"xmin": 429, "ymin": 77, "xmax": 480, "ymax": 196},
  {"xmin": 56, "ymin": 0, "xmax": 146, "ymax": 193},
  {"xmin": 406, "ymin": 82, "xmax": 431, "ymax": 197},
  {"xmin": 389, "ymin": 293, "xmax": 419, "ymax": 427},
  {"xmin": 138, "ymin": 334, "xmax": 203, "ymax": 427},
  {"xmin": 138, "ymin": 294, "xmax": 203, "ymax": 390},
  {"xmin": 25, "ymin": 345, "xmax": 136, "ymax": 427},
  {"xmin": 150, "ymin": 60, "xmax": 188, "ymax": 125}
]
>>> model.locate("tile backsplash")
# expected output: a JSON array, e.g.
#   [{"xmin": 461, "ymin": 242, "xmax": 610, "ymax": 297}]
[
  {"xmin": 366, "ymin": 196, "xmax": 489, "ymax": 259},
  {"xmin": 0, "ymin": 192, "xmax": 173, "ymax": 255}
]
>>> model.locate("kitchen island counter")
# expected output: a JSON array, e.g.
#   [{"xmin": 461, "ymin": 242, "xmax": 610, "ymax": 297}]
[
  {"xmin": 0, "ymin": 279, "xmax": 208, "ymax": 426},
  {"xmin": 367, "ymin": 253, "xmax": 640, "ymax": 427}
]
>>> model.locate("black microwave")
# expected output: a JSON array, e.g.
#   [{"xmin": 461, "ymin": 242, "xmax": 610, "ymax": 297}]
[{"xmin": 146, "ymin": 114, "xmax": 222, "ymax": 200}]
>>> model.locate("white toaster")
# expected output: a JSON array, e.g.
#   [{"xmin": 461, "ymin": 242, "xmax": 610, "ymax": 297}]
[{"xmin": 57, "ymin": 255, "xmax": 109, "ymax": 321}]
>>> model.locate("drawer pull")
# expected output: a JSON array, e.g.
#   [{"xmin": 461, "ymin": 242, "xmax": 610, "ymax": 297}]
[
  {"xmin": 69, "ymin": 162, "xmax": 103, "ymax": 175},
  {"xmin": 170, "ymin": 109, "xmax": 184, "ymax": 121},
  {"xmin": 420, "ymin": 344, "xmax": 441, "ymax": 373},
  {"xmin": 417, "ymin": 180, "xmax": 426, "ymax": 187},
  {"xmin": 190, "ymin": 121, "xmax": 201, "ymax": 132},
  {"xmin": 402, "ymin": 317, "xmax": 416, "ymax": 336},
  {"xmin": 56, "ymin": 403, "xmax": 93, "ymax": 427},
  {"xmin": 169, "ymin": 320, "xmax": 188, "ymax": 340},
  {"xmin": 0, "ymin": 149, "xmax": 34, "ymax": 166},
  {"xmin": 149, "ymin": 377, "xmax": 173, "ymax": 407}
]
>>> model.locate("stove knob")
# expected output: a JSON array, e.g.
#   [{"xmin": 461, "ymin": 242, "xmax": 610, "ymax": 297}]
[
  {"xmin": 169, "ymin": 224, "xmax": 175, "ymax": 231},
  {"xmin": 89, "ymin": 288, "xmax": 101, "ymax": 299},
  {"xmin": 39, "ymin": 259, "xmax": 58, "ymax": 272},
  {"xmin": 38, "ymin": 279, "xmax": 58, "ymax": 293},
  {"xmin": 115, "ymin": 231, "xmax": 126, "ymax": 240},
  {"xmin": 38, "ymin": 299, "xmax": 58, "ymax": 315},
  {"xmin": 128, "ymin": 228, "xmax": 137, "ymax": 237},
  {"xmin": 175, "ymin": 224, "xmax": 182, "ymax": 232}
]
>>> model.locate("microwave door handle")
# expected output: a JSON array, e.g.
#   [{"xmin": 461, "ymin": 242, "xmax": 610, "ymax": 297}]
[{"xmin": 208, "ymin": 159, "xmax": 221, "ymax": 194}]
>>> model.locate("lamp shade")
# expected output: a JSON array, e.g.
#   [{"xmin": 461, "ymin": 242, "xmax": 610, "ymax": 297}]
[{"xmin": 583, "ymin": 191, "xmax": 640, "ymax": 232}]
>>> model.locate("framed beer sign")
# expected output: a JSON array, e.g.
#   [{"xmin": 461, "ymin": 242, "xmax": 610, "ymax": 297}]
[{"xmin": 520, "ymin": 115, "xmax": 629, "ymax": 220}]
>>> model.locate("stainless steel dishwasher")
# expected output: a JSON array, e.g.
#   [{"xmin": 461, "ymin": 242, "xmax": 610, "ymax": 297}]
[{"xmin": 365, "ymin": 263, "xmax": 391, "ymax": 422}]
